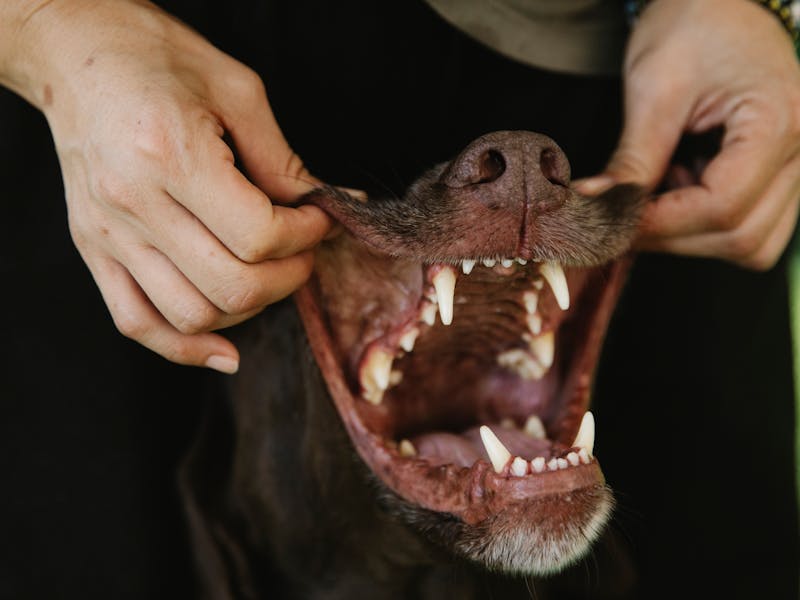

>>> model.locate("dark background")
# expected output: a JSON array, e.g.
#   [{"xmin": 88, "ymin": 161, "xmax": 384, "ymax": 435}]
[{"xmin": 0, "ymin": 1, "xmax": 797, "ymax": 598}]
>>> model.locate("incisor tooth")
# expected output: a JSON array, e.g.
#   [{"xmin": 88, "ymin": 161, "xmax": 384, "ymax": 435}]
[
  {"xmin": 462, "ymin": 259, "xmax": 476, "ymax": 275},
  {"xmin": 360, "ymin": 348, "xmax": 394, "ymax": 405},
  {"xmin": 578, "ymin": 448, "xmax": 591, "ymax": 464},
  {"xmin": 567, "ymin": 451, "xmax": 580, "ymax": 466},
  {"xmin": 500, "ymin": 258, "xmax": 514, "ymax": 268},
  {"xmin": 531, "ymin": 456, "xmax": 546, "ymax": 473},
  {"xmin": 524, "ymin": 415, "xmax": 547, "ymax": 439},
  {"xmin": 510, "ymin": 457, "xmax": 528, "ymax": 477},
  {"xmin": 540, "ymin": 261, "xmax": 570, "ymax": 310},
  {"xmin": 557, "ymin": 458, "xmax": 569, "ymax": 470},
  {"xmin": 529, "ymin": 331, "xmax": 554, "ymax": 369},
  {"xmin": 572, "ymin": 411, "xmax": 595, "ymax": 456},
  {"xmin": 398, "ymin": 327, "xmax": 419, "ymax": 352},
  {"xmin": 479, "ymin": 426, "xmax": 512, "ymax": 473},
  {"xmin": 547, "ymin": 458, "xmax": 559, "ymax": 471},
  {"xmin": 432, "ymin": 266, "xmax": 457, "ymax": 326},
  {"xmin": 482, "ymin": 258, "xmax": 496, "ymax": 267},
  {"xmin": 399, "ymin": 439, "xmax": 417, "ymax": 457},
  {"xmin": 516, "ymin": 258, "xmax": 528, "ymax": 265}
]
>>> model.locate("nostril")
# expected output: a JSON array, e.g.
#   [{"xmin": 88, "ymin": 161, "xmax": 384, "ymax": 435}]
[
  {"xmin": 476, "ymin": 150, "xmax": 506, "ymax": 184},
  {"xmin": 540, "ymin": 148, "xmax": 569, "ymax": 187}
]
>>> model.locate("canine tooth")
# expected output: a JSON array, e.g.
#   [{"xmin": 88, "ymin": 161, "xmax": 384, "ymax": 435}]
[
  {"xmin": 398, "ymin": 327, "xmax": 419, "ymax": 352},
  {"xmin": 497, "ymin": 349, "xmax": 546, "ymax": 380},
  {"xmin": 516, "ymin": 258, "xmax": 527, "ymax": 265},
  {"xmin": 479, "ymin": 426, "xmax": 512, "ymax": 474},
  {"xmin": 420, "ymin": 302, "xmax": 437, "ymax": 326},
  {"xmin": 529, "ymin": 331, "xmax": 554, "ymax": 369},
  {"xmin": 433, "ymin": 267, "xmax": 457, "ymax": 326},
  {"xmin": 557, "ymin": 458, "xmax": 569, "ymax": 470},
  {"xmin": 547, "ymin": 458, "xmax": 559, "ymax": 471},
  {"xmin": 523, "ymin": 291, "xmax": 539, "ymax": 314},
  {"xmin": 572, "ymin": 411, "xmax": 595, "ymax": 456},
  {"xmin": 578, "ymin": 448, "xmax": 591, "ymax": 464},
  {"xmin": 482, "ymin": 258, "xmax": 496, "ymax": 267},
  {"xmin": 360, "ymin": 348, "xmax": 393, "ymax": 405},
  {"xmin": 526, "ymin": 313, "xmax": 542, "ymax": 335},
  {"xmin": 462, "ymin": 259, "xmax": 476, "ymax": 275},
  {"xmin": 510, "ymin": 457, "xmax": 528, "ymax": 477},
  {"xmin": 566, "ymin": 451, "xmax": 580, "ymax": 466},
  {"xmin": 399, "ymin": 439, "xmax": 417, "ymax": 457},
  {"xmin": 523, "ymin": 415, "xmax": 547, "ymax": 440},
  {"xmin": 500, "ymin": 258, "xmax": 514, "ymax": 268},
  {"xmin": 540, "ymin": 261, "xmax": 570, "ymax": 310},
  {"xmin": 531, "ymin": 456, "xmax": 546, "ymax": 473}
]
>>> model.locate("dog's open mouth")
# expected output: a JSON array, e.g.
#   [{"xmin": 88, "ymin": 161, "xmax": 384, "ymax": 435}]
[{"xmin": 295, "ymin": 131, "xmax": 644, "ymax": 575}]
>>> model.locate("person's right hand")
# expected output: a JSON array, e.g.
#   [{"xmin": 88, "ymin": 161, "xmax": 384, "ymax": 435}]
[{"xmin": 2, "ymin": 0, "xmax": 332, "ymax": 373}]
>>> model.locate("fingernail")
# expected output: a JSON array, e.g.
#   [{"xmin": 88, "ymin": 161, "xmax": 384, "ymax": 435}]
[
  {"xmin": 336, "ymin": 186, "xmax": 368, "ymax": 203},
  {"xmin": 573, "ymin": 175, "xmax": 616, "ymax": 196},
  {"xmin": 206, "ymin": 355, "xmax": 239, "ymax": 374}
]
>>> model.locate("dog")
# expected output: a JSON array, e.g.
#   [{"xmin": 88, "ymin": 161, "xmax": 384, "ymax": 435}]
[{"xmin": 179, "ymin": 131, "xmax": 645, "ymax": 599}]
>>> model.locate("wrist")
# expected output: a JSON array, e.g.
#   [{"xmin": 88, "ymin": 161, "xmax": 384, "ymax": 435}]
[{"xmin": 0, "ymin": 0, "xmax": 64, "ymax": 108}]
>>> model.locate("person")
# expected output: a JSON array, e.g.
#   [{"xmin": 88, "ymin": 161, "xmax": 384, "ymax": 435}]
[{"xmin": 0, "ymin": 0, "xmax": 797, "ymax": 597}]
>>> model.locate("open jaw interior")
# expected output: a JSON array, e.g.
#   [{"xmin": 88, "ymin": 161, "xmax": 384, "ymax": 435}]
[{"xmin": 294, "ymin": 233, "xmax": 633, "ymax": 573}]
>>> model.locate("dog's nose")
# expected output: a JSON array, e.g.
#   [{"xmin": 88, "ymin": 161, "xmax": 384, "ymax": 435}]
[{"xmin": 439, "ymin": 131, "xmax": 571, "ymax": 210}]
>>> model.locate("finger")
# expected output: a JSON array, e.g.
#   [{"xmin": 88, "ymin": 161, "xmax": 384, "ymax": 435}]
[
  {"xmin": 128, "ymin": 190, "xmax": 317, "ymax": 314},
  {"xmin": 85, "ymin": 253, "xmax": 240, "ymax": 372},
  {"xmin": 746, "ymin": 198, "xmax": 800, "ymax": 271},
  {"xmin": 600, "ymin": 66, "xmax": 694, "ymax": 189},
  {"xmin": 168, "ymin": 133, "xmax": 332, "ymax": 263},
  {"xmin": 637, "ymin": 125, "xmax": 789, "ymax": 240},
  {"xmin": 115, "ymin": 237, "xmax": 264, "ymax": 333},
  {"xmin": 210, "ymin": 66, "xmax": 319, "ymax": 203},
  {"xmin": 637, "ymin": 156, "xmax": 800, "ymax": 268}
]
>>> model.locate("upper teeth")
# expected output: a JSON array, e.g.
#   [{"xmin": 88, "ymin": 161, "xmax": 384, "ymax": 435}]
[
  {"xmin": 432, "ymin": 266, "xmax": 457, "ymax": 326},
  {"xmin": 461, "ymin": 259, "xmax": 476, "ymax": 274},
  {"xmin": 540, "ymin": 261, "xmax": 570, "ymax": 311},
  {"xmin": 359, "ymin": 347, "xmax": 394, "ymax": 405},
  {"xmin": 572, "ymin": 411, "xmax": 595, "ymax": 455}
]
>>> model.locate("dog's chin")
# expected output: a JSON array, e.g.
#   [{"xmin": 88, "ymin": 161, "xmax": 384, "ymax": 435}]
[{"xmin": 295, "ymin": 231, "xmax": 632, "ymax": 576}]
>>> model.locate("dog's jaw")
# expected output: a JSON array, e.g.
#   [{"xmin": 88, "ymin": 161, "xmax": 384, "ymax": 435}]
[{"xmin": 293, "ymin": 131, "xmax": 644, "ymax": 575}]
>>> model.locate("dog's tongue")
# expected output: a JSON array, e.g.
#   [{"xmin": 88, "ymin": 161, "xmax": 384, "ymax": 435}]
[{"xmin": 412, "ymin": 423, "xmax": 553, "ymax": 468}]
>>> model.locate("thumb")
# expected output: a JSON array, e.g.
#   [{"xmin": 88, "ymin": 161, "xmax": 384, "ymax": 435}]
[
  {"xmin": 578, "ymin": 73, "xmax": 693, "ymax": 195},
  {"xmin": 216, "ymin": 79, "xmax": 320, "ymax": 204}
]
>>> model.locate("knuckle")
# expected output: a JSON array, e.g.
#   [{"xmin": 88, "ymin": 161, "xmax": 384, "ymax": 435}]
[
  {"xmin": 131, "ymin": 110, "xmax": 177, "ymax": 163},
  {"xmin": 113, "ymin": 308, "xmax": 149, "ymax": 341},
  {"xmin": 229, "ymin": 65, "xmax": 266, "ymax": 105},
  {"xmin": 172, "ymin": 302, "xmax": 219, "ymax": 335},
  {"xmin": 741, "ymin": 253, "xmax": 777, "ymax": 272},
  {"xmin": 721, "ymin": 228, "xmax": 761, "ymax": 261},
  {"xmin": 90, "ymin": 170, "xmax": 139, "ymax": 213},
  {"xmin": 216, "ymin": 278, "xmax": 261, "ymax": 315},
  {"xmin": 163, "ymin": 338, "xmax": 196, "ymax": 365},
  {"xmin": 707, "ymin": 203, "xmax": 746, "ymax": 232}
]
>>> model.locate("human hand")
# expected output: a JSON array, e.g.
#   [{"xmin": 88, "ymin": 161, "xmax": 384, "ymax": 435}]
[
  {"xmin": 3, "ymin": 1, "xmax": 332, "ymax": 373},
  {"xmin": 577, "ymin": 0, "xmax": 800, "ymax": 270}
]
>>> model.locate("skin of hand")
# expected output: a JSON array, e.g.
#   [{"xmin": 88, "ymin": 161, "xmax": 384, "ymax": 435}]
[
  {"xmin": 577, "ymin": 0, "xmax": 800, "ymax": 271},
  {"xmin": 0, "ymin": 0, "xmax": 333, "ymax": 373}
]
